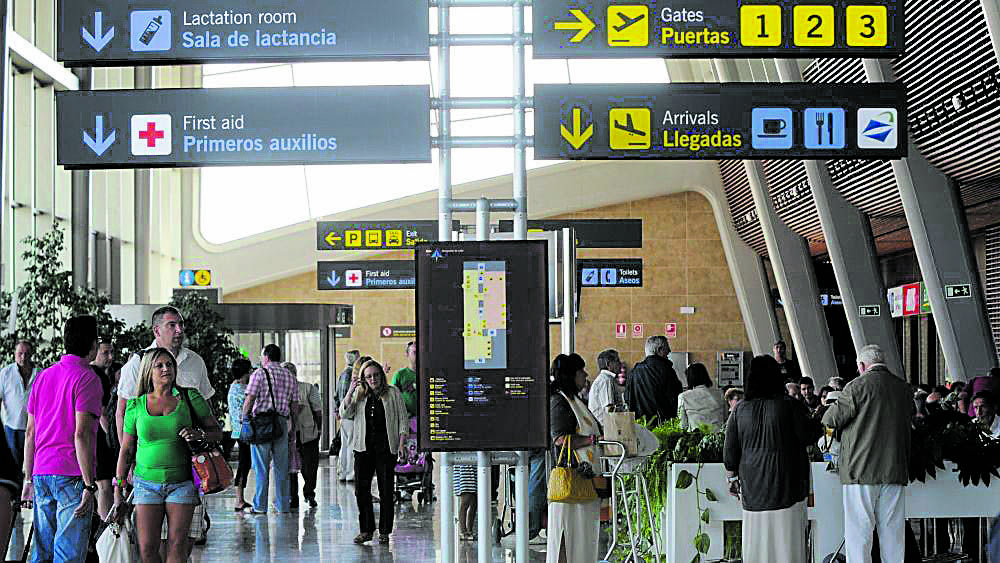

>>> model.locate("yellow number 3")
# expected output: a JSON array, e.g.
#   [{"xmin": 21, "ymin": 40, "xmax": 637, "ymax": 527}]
[{"xmin": 846, "ymin": 5, "xmax": 888, "ymax": 46}]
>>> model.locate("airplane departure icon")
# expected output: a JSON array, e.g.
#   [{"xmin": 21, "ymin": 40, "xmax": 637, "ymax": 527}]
[{"xmin": 613, "ymin": 11, "xmax": 645, "ymax": 32}]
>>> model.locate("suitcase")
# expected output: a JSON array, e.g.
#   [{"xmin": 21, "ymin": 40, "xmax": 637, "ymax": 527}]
[{"xmin": 3, "ymin": 501, "xmax": 32, "ymax": 563}]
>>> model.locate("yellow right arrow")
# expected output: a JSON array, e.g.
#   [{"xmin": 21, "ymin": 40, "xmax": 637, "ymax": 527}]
[
  {"xmin": 560, "ymin": 107, "xmax": 593, "ymax": 149},
  {"xmin": 554, "ymin": 9, "xmax": 596, "ymax": 43}
]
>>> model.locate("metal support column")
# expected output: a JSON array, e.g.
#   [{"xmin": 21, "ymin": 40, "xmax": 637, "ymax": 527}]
[
  {"xmin": 773, "ymin": 59, "xmax": 903, "ymax": 377},
  {"xmin": 71, "ymin": 69, "xmax": 91, "ymax": 288},
  {"xmin": 713, "ymin": 59, "xmax": 839, "ymax": 384},
  {"xmin": 562, "ymin": 227, "xmax": 576, "ymax": 355},
  {"xmin": 864, "ymin": 60, "xmax": 996, "ymax": 380},
  {"xmin": 134, "ymin": 67, "xmax": 152, "ymax": 303},
  {"xmin": 474, "ymin": 197, "xmax": 491, "ymax": 563},
  {"xmin": 512, "ymin": 0, "xmax": 528, "ymax": 240},
  {"xmin": 436, "ymin": 3, "xmax": 455, "ymax": 561}
]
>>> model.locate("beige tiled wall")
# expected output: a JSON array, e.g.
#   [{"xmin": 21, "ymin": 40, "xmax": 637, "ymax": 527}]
[{"xmin": 225, "ymin": 192, "xmax": 750, "ymax": 381}]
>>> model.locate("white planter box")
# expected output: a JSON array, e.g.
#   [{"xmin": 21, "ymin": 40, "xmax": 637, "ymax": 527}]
[{"xmin": 663, "ymin": 462, "xmax": 1000, "ymax": 562}]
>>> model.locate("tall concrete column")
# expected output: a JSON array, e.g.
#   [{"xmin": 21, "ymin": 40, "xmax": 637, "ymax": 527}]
[
  {"xmin": 713, "ymin": 59, "xmax": 839, "ymax": 385},
  {"xmin": 71, "ymin": 69, "xmax": 91, "ymax": 288},
  {"xmin": 773, "ymin": 59, "xmax": 903, "ymax": 376},
  {"xmin": 717, "ymin": 210, "xmax": 781, "ymax": 356},
  {"xmin": 864, "ymin": 59, "xmax": 995, "ymax": 381},
  {"xmin": 133, "ymin": 67, "xmax": 152, "ymax": 303}
]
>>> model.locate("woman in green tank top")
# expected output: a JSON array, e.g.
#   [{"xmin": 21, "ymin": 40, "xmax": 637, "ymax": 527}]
[{"xmin": 110, "ymin": 347, "xmax": 223, "ymax": 563}]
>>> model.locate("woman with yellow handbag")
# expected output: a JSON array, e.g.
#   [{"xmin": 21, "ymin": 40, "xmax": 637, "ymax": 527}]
[{"xmin": 546, "ymin": 353, "xmax": 603, "ymax": 563}]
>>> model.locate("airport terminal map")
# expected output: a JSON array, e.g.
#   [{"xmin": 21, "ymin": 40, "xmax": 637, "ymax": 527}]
[{"xmin": 463, "ymin": 261, "xmax": 508, "ymax": 369}]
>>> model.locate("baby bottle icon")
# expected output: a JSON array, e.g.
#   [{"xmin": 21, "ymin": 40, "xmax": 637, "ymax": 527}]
[{"xmin": 139, "ymin": 15, "xmax": 163, "ymax": 45}]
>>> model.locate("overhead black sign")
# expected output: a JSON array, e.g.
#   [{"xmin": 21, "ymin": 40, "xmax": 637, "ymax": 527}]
[
  {"xmin": 534, "ymin": 83, "xmax": 906, "ymax": 160},
  {"xmin": 56, "ymin": 86, "xmax": 430, "ymax": 169},
  {"xmin": 316, "ymin": 220, "xmax": 460, "ymax": 251},
  {"xmin": 533, "ymin": 0, "xmax": 902, "ymax": 59},
  {"xmin": 58, "ymin": 0, "xmax": 430, "ymax": 66},
  {"xmin": 416, "ymin": 242, "xmax": 550, "ymax": 452},
  {"xmin": 497, "ymin": 219, "xmax": 642, "ymax": 248},
  {"xmin": 317, "ymin": 260, "xmax": 414, "ymax": 290},
  {"xmin": 578, "ymin": 259, "xmax": 642, "ymax": 288}
]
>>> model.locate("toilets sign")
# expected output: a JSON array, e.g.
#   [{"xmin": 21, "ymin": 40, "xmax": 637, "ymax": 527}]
[{"xmin": 59, "ymin": 0, "xmax": 430, "ymax": 66}]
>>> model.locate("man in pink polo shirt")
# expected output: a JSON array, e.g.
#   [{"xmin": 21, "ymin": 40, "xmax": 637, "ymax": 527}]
[{"xmin": 21, "ymin": 315, "xmax": 103, "ymax": 563}]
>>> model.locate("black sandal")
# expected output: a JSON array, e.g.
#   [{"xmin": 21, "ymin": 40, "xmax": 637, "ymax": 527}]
[{"xmin": 234, "ymin": 503, "xmax": 251, "ymax": 512}]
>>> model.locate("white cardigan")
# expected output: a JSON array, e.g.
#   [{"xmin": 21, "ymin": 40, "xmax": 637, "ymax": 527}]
[{"xmin": 339, "ymin": 384, "xmax": 409, "ymax": 455}]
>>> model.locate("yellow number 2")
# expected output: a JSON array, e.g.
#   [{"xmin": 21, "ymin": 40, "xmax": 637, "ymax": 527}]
[
  {"xmin": 846, "ymin": 5, "xmax": 887, "ymax": 47},
  {"xmin": 793, "ymin": 6, "xmax": 834, "ymax": 47}
]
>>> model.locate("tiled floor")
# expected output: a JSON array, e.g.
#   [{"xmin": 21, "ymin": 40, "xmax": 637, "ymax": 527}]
[{"xmin": 6, "ymin": 457, "xmax": 549, "ymax": 562}]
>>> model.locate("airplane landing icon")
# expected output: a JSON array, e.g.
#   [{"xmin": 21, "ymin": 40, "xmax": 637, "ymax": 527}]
[{"xmin": 609, "ymin": 108, "xmax": 651, "ymax": 149}]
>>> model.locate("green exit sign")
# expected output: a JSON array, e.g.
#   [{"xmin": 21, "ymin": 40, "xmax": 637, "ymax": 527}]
[{"xmin": 945, "ymin": 284, "xmax": 972, "ymax": 298}]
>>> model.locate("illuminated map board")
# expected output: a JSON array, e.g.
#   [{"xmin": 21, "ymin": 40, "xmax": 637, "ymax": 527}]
[
  {"xmin": 416, "ymin": 242, "xmax": 550, "ymax": 452},
  {"xmin": 534, "ymin": 82, "xmax": 907, "ymax": 160},
  {"xmin": 533, "ymin": 0, "xmax": 903, "ymax": 58}
]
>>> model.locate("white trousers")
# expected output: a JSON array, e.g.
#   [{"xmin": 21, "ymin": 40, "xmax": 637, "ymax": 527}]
[
  {"xmin": 843, "ymin": 483, "xmax": 905, "ymax": 563},
  {"xmin": 338, "ymin": 418, "xmax": 355, "ymax": 480}
]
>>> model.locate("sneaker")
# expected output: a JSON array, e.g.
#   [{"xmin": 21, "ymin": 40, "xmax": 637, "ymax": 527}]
[{"xmin": 529, "ymin": 534, "xmax": 547, "ymax": 546}]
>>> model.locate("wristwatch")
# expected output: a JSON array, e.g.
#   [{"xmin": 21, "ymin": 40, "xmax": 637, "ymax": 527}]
[{"xmin": 82, "ymin": 482, "xmax": 98, "ymax": 493}]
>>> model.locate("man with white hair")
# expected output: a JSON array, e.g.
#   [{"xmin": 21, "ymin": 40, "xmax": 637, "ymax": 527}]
[
  {"xmin": 624, "ymin": 336, "xmax": 682, "ymax": 424},
  {"xmin": 822, "ymin": 344, "xmax": 913, "ymax": 563}
]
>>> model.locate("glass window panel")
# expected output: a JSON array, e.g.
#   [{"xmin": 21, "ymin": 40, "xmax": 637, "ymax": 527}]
[
  {"xmin": 202, "ymin": 64, "xmax": 294, "ymax": 88},
  {"xmin": 285, "ymin": 331, "xmax": 322, "ymax": 386},
  {"xmin": 290, "ymin": 61, "xmax": 430, "ymax": 87},
  {"xmin": 449, "ymin": 46, "xmax": 512, "ymax": 97},
  {"xmin": 199, "ymin": 166, "xmax": 309, "ymax": 243},
  {"xmin": 568, "ymin": 59, "xmax": 669, "ymax": 83},
  {"xmin": 303, "ymin": 162, "xmax": 436, "ymax": 218},
  {"xmin": 450, "ymin": 112, "xmax": 513, "ymax": 137}
]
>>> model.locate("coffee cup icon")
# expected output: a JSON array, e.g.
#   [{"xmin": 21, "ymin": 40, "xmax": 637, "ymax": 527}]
[{"xmin": 762, "ymin": 118, "xmax": 787, "ymax": 136}]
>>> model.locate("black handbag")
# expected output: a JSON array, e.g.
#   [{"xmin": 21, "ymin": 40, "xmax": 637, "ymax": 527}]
[{"xmin": 240, "ymin": 368, "xmax": 284, "ymax": 444}]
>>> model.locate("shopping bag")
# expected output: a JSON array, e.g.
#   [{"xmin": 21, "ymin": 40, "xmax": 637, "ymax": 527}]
[
  {"xmin": 96, "ymin": 522, "xmax": 138, "ymax": 563},
  {"xmin": 603, "ymin": 410, "xmax": 638, "ymax": 456},
  {"xmin": 547, "ymin": 439, "xmax": 597, "ymax": 504},
  {"xmin": 190, "ymin": 448, "xmax": 234, "ymax": 494}
]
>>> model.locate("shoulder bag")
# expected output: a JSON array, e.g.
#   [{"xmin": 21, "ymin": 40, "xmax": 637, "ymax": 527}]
[
  {"xmin": 547, "ymin": 437, "xmax": 597, "ymax": 504},
  {"xmin": 181, "ymin": 388, "xmax": 234, "ymax": 495},
  {"xmin": 240, "ymin": 368, "xmax": 284, "ymax": 444}
]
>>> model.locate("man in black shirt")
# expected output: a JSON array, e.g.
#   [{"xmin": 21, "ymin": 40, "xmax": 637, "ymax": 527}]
[
  {"xmin": 625, "ymin": 335, "xmax": 683, "ymax": 424},
  {"xmin": 774, "ymin": 340, "xmax": 801, "ymax": 383}
]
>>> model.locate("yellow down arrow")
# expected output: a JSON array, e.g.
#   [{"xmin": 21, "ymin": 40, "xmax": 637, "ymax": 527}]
[
  {"xmin": 554, "ymin": 9, "xmax": 596, "ymax": 43},
  {"xmin": 561, "ymin": 107, "xmax": 593, "ymax": 149}
]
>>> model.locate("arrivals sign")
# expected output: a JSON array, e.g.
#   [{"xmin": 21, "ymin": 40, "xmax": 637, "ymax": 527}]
[
  {"xmin": 58, "ymin": 0, "xmax": 430, "ymax": 66},
  {"xmin": 56, "ymin": 86, "xmax": 431, "ymax": 169},
  {"xmin": 317, "ymin": 260, "xmax": 415, "ymax": 290},
  {"xmin": 534, "ymin": 83, "xmax": 906, "ymax": 160},
  {"xmin": 533, "ymin": 0, "xmax": 902, "ymax": 58}
]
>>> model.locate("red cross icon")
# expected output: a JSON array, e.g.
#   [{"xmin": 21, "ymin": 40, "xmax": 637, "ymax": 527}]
[
  {"xmin": 348, "ymin": 272, "xmax": 360, "ymax": 284},
  {"xmin": 138, "ymin": 121, "xmax": 165, "ymax": 147}
]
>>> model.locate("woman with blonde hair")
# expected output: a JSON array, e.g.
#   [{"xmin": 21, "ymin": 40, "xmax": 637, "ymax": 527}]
[
  {"xmin": 111, "ymin": 348, "xmax": 223, "ymax": 563},
  {"xmin": 340, "ymin": 359, "xmax": 408, "ymax": 545}
]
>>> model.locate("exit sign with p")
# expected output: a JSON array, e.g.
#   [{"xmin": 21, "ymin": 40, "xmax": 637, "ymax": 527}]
[{"xmin": 533, "ymin": 0, "xmax": 902, "ymax": 58}]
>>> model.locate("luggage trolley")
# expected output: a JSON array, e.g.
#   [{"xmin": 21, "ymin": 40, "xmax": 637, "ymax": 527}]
[{"xmin": 600, "ymin": 440, "xmax": 661, "ymax": 563}]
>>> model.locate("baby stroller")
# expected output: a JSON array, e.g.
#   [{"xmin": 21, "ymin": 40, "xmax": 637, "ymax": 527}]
[{"xmin": 394, "ymin": 417, "xmax": 434, "ymax": 505}]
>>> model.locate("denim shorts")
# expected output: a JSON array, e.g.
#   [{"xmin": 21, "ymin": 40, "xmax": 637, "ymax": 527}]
[{"xmin": 132, "ymin": 476, "xmax": 201, "ymax": 505}]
